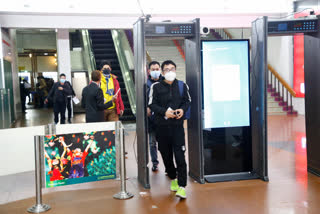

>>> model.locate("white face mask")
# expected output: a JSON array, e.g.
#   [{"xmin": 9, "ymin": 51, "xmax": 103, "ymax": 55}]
[
  {"xmin": 164, "ymin": 71, "xmax": 176, "ymax": 82},
  {"xmin": 150, "ymin": 70, "xmax": 161, "ymax": 79}
]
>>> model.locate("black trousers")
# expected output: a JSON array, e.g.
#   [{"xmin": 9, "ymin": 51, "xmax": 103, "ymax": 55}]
[
  {"xmin": 53, "ymin": 101, "xmax": 66, "ymax": 124},
  {"xmin": 67, "ymin": 97, "xmax": 72, "ymax": 119},
  {"xmin": 156, "ymin": 125, "xmax": 187, "ymax": 187},
  {"xmin": 21, "ymin": 96, "xmax": 26, "ymax": 113}
]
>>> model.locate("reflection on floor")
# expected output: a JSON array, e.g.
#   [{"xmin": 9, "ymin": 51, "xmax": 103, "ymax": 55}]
[
  {"xmin": 1, "ymin": 115, "xmax": 320, "ymax": 214},
  {"xmin": 11, "ymin": 108, "xmax": 86, "ymax": 128}
]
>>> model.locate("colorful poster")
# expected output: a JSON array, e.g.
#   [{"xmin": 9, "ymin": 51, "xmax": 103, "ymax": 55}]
[{"xmin": 43, "ymin": 130, "xmax": 116, "ymax": 188}]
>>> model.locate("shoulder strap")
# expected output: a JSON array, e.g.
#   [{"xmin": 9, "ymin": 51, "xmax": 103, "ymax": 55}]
[
  {"xmin": 178, "ymin": 80, "xmax": 184, "ymax": 97},
  {"xmin": 147, "ymin": 79, "xmax": 153, "ymax": 88}
]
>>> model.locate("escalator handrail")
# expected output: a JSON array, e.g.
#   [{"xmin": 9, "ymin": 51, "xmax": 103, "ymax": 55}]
[{"xmin": 111, "ymin": 30, "xmax": 136, "ymax": 116}]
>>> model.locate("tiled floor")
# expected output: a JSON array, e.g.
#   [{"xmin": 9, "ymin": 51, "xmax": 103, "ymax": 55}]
[
  {"xmin": 11, "ymin": 108, "xmax": 86, "ymax": 128},
  {"xmin": 1, "ymin": 115, "xmax": 320, "ymax": 214}
]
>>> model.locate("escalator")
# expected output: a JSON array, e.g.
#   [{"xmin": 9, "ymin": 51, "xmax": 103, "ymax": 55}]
[{"xmin": 88, "ymin": 30, "xmax": 135, "ymax": 121}]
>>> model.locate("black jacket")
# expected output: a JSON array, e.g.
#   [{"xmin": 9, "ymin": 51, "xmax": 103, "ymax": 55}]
[
  {"xmin": 148, "ymin": 79, "xmax": 191, "ymax": 127},
  {"xmin": 65, "ymin": 81, "xmax": 76, "ymax": 97},
  {"xmin": 147, "ymin": 75, "xmax": 163, "ymax": 132},
  {"xmin": 47, "ymin": 82, "xmax": 72, "ymax": 103},
  {"xmin": 81, "ymin": 82, "xmax": 113, "ymax": 123}
]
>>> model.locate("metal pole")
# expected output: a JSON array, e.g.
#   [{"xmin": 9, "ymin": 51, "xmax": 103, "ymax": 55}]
[
  {"xmin": 7, "ymin": 88, "xmax": 11, "ymax": 125},
  {"xmin": 45, "ymin": 123, "xmax": 56, "ymax": 135},
  {"xmin": 27, "ymin": 136, "xmax": 51, "ymax": 213},
  {"xmin": 287, "ymin": 90, "xmax": 289, "ymax": 110},
  {"xmin": 113, "ymin": 122, "xmax": 134, "ymax": 200},
  {"xmin": 290, "ymin": 95, "xmax": 293, "ymax": 113},
  {"xmin": 1, "ymin": 90, "xmax": 5, "ymax": 129}
]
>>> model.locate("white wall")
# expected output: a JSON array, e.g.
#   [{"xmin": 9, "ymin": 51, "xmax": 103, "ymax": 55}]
[
  {"xmin": 267, "ymin": 36, "xmax": 305, "ymax": 115},
  {"xmin": 268, "ymin": 36, "xmax": 293, "ymax": 86}
]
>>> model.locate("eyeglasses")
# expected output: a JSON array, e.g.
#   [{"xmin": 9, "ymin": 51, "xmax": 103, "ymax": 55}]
[{"xmin": 163, "ymin": 68, "xmax": 176, "ymax": 72}]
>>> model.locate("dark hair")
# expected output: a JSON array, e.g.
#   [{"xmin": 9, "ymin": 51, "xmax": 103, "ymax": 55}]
[
  {"xmin": 161, "ymin": 60, "xmax": 176, "ymax": 71},
  {"xmin": 91, "ymin": 70, "xmax": 101, "ymax": 82},
  {"xmin": 148, "ymin": 61, "xmax": 160, "ymax": 69},
  {"xmin": 60, "ymin": 73, "xmax": 66, "ymax": 78},
  {"xmin": 99, "ymin": 60, "xmax": 112, "ymax": 70}
]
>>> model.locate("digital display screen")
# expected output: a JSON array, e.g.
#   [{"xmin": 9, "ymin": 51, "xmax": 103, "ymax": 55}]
[
  {"xmin": 294, "ymin": 23, "xmax": 303, "ymax": 28},
  {"xmin": 201, "ymin": 40, "xmax": 250, "ymax": 129},
  {"xmin": 278, "ymin": 23, "xmax": 288, "ymax": 31},
  {"xmin": 155, "ymin": 26, "xmax": 165, "ymax": 34}
]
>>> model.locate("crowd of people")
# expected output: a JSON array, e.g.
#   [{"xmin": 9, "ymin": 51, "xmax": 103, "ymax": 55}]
[
  {"xmin": 20, "ymin": 59, "xmax": 191, "ymax": 199},
  {"xmin": 81, "ymin": 59, "xmax": 191, "ymax": 199}
]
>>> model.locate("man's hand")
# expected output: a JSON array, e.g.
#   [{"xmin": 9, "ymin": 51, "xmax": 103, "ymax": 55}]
[
  {"xmin": 147, "ymin": 107, "xmax": 151, "ymax": 117},
  {"xmin": 44, "ymin": 99, "xmax": 48, "ymax": 104},
  {"xmin": 58, "ymin": 87, "xmax": 63, "ymax": 91},
  {"xmin": 175, "ymin": 109, "xmax": 184, "ymax": 119},
  {"xmin": 165, "ymin": 109, "xmax": 176, "ymax": 119},
  {"xmin": 120, "ymin": 110, "xmax": 124, "ymax": 116},
  {"xmin": 112, "ymin": 95, "xmax": 117, "ymax": 103}
]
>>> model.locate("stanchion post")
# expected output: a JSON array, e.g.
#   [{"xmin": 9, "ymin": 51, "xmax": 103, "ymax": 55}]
[
  {"xmin": 1, "ymin": 90, "xmax": 5, "ymax": 129},
  {"xmin": 113, "ymin": 122, "xmax": 134, "ymax": 200},
  {"xmin": 27, "ymin": 136, "xmax": 51, "ymax": 213},
  {"xmin": 45, "ymin": 123, "xmax": 56, "ymax": 135}
]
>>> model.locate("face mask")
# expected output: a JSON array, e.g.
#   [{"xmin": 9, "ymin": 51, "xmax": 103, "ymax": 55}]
[
  {"xmin": 103, "ymin": 68, "xmax": 111, "ymax": 75},
  {"xmin": 60, "ymin": 79, "xmax": 66, "ymax": 83},
  {"xmin": 150, "ymin": 70, "xmax": 161, "ymax": 79},
  {"xmin": 164, "ymin": 71, "xmax": 176, "ymax": 82}
]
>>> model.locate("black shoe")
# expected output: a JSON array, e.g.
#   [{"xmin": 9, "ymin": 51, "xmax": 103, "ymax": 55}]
[
  {"xmin": 152, "ymin": 165, "xmax": 158, "ymax": 172},
  {"xmin": 68, "ymin": 119, "xmax": 72, "ymax": 123}
]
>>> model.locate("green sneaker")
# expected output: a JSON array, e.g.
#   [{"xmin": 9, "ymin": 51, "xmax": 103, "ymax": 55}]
[
  {"xmin": 176, "ymin": 187, "xmax": 186, "ymax": 199},
  {"xmin": 170, "ymin": 179, "xmax": 179, "ymax": 192}
]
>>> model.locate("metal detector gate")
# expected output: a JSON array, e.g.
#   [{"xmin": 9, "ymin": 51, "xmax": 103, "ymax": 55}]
[
  {"xmin": 133, "ymin": 18, "xmax": 203, "ymax": 188},
  {"xmin": 253, "ymin": 16, "xmax": 320, "ymax": 178}
]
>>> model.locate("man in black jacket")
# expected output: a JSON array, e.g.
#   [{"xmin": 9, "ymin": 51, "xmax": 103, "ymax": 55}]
[
  {"xmin": 81, "ymin": 70, "xmax": 116, "ymax": 123},
  {"xmin": 147, "ymin": 61, "xmax": 163, "ymax": 172},
  {"xmin": 45, "ymin": 73, "xmax": 72, "ymax": 124},
  {"xmin": 148, "ymin": 60, "xmax": 191, "ymax": 199}
]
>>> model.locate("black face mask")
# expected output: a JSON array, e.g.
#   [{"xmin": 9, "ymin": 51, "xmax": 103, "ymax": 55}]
[{"xmin": 103, "ymin": 68, "xmax": 111, "ymax": 75}]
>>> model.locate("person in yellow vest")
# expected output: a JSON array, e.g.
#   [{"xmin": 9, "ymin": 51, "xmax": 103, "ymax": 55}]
[{"xmin": 99, "ymin": 60, "xmax": 124, "ymax": 121}]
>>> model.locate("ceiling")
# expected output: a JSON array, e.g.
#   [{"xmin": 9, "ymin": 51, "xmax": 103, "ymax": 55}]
[{"xmin": 1, "ymin": 0, "xmax": 294, "ymax": 15}]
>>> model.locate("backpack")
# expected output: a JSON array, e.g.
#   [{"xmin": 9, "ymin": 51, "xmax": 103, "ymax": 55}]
[{"xmin": 177, "ymin": 80, "xmax": 191, "ymax": 120}]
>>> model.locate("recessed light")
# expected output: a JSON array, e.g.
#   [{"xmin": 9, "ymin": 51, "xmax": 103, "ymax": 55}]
[{"xmin": 44, "ymin": 53, "xmax": 48, "ymax": 56}]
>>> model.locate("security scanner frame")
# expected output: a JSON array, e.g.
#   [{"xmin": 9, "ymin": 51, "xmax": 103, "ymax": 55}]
[
  {"xmin": 133, "ymin": 18, "xmax": 204, "ymax": 188},
  {"xmin": 257, "ymin": 16, "xmax": 320, "ymax": 177},
  {"xmin": 134, "ymin": 16, "xmax": 272, "ymax": 188}
]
